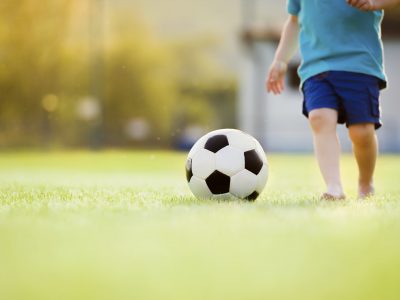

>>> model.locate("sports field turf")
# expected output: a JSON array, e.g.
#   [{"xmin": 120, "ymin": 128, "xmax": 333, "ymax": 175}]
[{"xmin": 0, "ymin": 151, "xmax": 399, "ymax": 300}]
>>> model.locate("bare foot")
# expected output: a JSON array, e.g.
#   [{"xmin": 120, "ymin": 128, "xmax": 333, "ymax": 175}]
[
  {"xmin": 359, "ymin": 184, "xmax": 375, "ymax": 199},
  {"xmin": 320, "ymin": 193, "xmax": 346, "ymax": 201}
]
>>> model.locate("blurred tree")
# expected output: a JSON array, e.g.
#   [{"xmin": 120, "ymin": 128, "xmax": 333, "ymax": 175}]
[
  {"xmin": 102, "ymin": 13, "xmax": 178, "ymax": 146},
  {"xmin": 170, "ymin": 37, "xmax": 237, "ymax": 135},
  {"xmin": 0, "ymin": 1, "xmax": 237, "ymax": 148},
  {"xmin": 103, "ymin": 13, "xmax": 237, "ymax": 147},
  {"xmin": 0, "ymin": 0, "xmax": 74, "ymax": 147}
]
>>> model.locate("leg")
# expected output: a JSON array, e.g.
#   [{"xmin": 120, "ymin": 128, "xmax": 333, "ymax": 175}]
[
  {"xmin": 348, "ymin": 123, "xmax": 377, "ymax": 198},
  {"xmin": 309, "ymin": 108, "xmax": 345, "ymax": 199}
]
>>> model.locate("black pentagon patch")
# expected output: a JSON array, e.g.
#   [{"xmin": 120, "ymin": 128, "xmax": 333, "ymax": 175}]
[
  {"xmin": 245, "ymin": 191, "xmax": 259, "ymax": 201},
  {"xmin": 205, "ymin": 171, "xmax": 230, "ymax": 194},
  {"xmin": 185, "ymin": 158, "xmax": 193, "ymax": 182},
  {"xmin": 204, "ymin": 135, "xmax": 229, "ymax": 153},
  {"xmin": 244, "ymin": 150, "xmax": 263, "ymax": 175}
]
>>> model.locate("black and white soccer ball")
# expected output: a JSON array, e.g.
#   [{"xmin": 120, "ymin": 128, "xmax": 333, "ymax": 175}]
[{"xmin": 185, "ymin": 129, "xmax": 268, "ymax": 201}]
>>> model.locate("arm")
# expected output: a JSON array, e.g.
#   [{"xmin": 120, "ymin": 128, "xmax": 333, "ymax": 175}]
[
  {"xmin": 266, "ymin": 15, "xmax": 299, "ymax": 95},
  {"xmin": 347, "ymin": 0, "xmax": 400, "ymax": 11}
]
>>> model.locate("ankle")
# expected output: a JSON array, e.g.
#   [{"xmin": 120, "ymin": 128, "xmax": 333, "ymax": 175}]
[{"xmin": 359, "ymin": 179, "xmax": 374, "ymax": 189}]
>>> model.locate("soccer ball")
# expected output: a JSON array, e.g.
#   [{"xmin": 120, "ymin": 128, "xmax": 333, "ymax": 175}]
[{"xmin": 185, "ymin": 129, "xmax": 268, "ymax": 201}]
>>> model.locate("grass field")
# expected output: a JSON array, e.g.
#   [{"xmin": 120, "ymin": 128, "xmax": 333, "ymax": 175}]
[{"xmin": 0, "ymin": 151, "xmax": 400, "ymax": 300}]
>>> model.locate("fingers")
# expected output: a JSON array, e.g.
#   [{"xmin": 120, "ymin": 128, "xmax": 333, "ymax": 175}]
[
  {"xmin": 359, "ymin": 2, "xmax": 372, "ymax": 10},
  {"xmin": 266, "ymin": 70, "xmax": 275, "ymax": 93},
  {"xmin": 266, "ymin": 72, "xmax": 284, "ymax": 95},
  {"xmin": 347, "ymin": 0, "xmax": 372, "ymax": 10},
  {"xmin": 347, "ymin": 0, "xmax": 362, "ymax": 8},
  {"xmin": 268, "ymin": 81, "xmax": 280, "ymax": 94},
  {"xmin": 266, "ymin": 61, "xmax": 287, "ymax": 95}
]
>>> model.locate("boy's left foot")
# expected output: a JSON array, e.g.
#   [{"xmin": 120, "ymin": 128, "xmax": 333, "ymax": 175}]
[{"xmin": 359, "ymin": 184, "xmax": 375, "ymax": 199}]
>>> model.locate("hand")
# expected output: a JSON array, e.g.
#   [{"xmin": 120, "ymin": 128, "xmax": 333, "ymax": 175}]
[
  {"xmin": 346, "ymin": 0, "xmax": 377, "ymax": 11},
  {"xmin": 266, "ymin": 60, "xmax": 288, "ymax": 95}
]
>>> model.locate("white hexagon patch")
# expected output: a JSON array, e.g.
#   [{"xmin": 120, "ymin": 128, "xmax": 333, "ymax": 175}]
[
  {"xmin": 189, "ymin": 176, "xmax": 213, "ymax": 198},
  {"xmin": 215, "ymin": 146, "xmax": 245, "ymax": 176},
  {"xmin": 227, "ymin": 130, "xmax": 256, "ymax": 152},
  {"xmin": 192, "ymin": 148, "xmax": 216, "ymax": 179},
  {"xmin": 230, "ymin": 169, "xmax": 257, "ymax": 199}
]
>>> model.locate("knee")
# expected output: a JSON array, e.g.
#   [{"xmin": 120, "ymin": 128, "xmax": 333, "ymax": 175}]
[
  {"xmin": 309, "ymin": 110, "xmax": 335, "ymax": 133},
  {"xmin": 349, "ymin": 124, "xmax": 375, "ymax": 146}
]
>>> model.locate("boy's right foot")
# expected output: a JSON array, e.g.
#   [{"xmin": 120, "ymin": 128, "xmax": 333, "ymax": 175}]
[{"xmin": 322, "ymin": 184, "xmax": 345, "ymax": 201}]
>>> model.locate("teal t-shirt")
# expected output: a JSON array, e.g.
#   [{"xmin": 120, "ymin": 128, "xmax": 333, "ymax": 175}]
[{"xmin": 287, "ymin": 0, "xmax": 386, "ymax": 88}]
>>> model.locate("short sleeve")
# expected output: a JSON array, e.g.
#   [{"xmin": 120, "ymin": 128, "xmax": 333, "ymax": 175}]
[{"xmin": 287, "ymin": 0, "xmax": 300, "ymax": 16}]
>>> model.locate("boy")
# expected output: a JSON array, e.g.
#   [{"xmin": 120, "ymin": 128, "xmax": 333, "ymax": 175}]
[{"xmin": 266, "ymin": 0, "xmax": 398, "ymax": 200}]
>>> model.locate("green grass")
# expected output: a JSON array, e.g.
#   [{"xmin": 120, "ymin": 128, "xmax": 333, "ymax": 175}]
[{"xmin": 0, "ymin": 151, "xmax": 400, "ymax": 300}]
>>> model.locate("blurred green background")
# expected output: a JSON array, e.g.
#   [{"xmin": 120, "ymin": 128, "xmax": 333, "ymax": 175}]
[{"xmin": 0, "ymin": 0, "xmax": 243, "ymax": 149}]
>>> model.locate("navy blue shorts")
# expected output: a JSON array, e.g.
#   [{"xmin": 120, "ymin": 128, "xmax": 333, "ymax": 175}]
[{"xmin": 302, "ymin": 71, "xmax": 383, "ymax": 129}]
